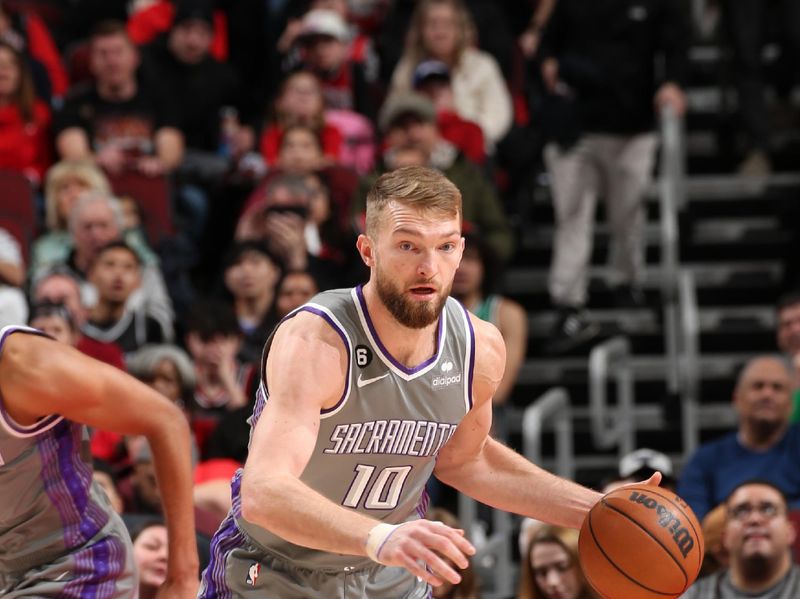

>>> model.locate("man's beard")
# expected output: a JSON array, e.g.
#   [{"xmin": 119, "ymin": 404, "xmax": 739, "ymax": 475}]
[
  {"xmin": 375, "ymin": 268, "xmax": 449, "ymax": 329},
  {"xmin": 740, "ymin": 554, "xmax": 778, "ymax": 584}
]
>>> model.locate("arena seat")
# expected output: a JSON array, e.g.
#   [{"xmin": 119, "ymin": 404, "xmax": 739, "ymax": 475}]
[{"xmin": 107, "ymin": 171, "xmax": 174, "ymax": 246}]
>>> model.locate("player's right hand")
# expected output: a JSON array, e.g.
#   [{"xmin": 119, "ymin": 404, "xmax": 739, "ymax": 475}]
[{"xmin": 375, "ymin": 520, "xmax": 476, "ymax": 587}]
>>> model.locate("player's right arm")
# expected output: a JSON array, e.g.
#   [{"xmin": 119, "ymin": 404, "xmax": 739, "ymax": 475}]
[{"xmin": 239, "ymin": 311, "xmax": 474, "ymax": 586}]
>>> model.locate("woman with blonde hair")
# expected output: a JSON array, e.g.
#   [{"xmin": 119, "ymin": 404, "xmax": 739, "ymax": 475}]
[
  {"xmin": 387, "ymin": 0, "xmax": 512, "ymax": 147},
  {"xmin": 31, "ymin": 159, "xmax": 157, "ymax": 278},
  {"xmin": 517, "ymin": 525, "xmax": 600, "ymax": 599}
]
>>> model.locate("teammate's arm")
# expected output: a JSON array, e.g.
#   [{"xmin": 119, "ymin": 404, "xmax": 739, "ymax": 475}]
[
  {"xmin": 434, "ymin": 315, "xmax": 606, "ymax": 529},
  {"xmin": 240, "ymin": 311, "xmax": 474, "ymax": 587},
  {"xmin": 0, "ymin": 333, "xmax": 199, "ymax": 597}
]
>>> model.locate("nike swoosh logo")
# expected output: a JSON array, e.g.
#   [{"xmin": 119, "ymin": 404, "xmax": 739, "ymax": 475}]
[{"xmin": 357, "ymin": 373, "xmax": 389, "ymax": 388}]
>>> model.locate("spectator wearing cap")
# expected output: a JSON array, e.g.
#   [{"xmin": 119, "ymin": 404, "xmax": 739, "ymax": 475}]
[
  {"xmin": 678, "ymin": 355, "xmax": 800, "ymax": 521},
  {"xmin": 412, "ymin": 59, "xmax": 485, "ymax": 166},
  {"xmin": 289, "ymin": 8, "xmax": 379, "ymax": 120},
  {"xmin": 354, "ymin": 91, "xmax": 513, "ymax": 262},
  {"xmin": 388, "ymin": 0, "xmax": 512, "ymax": 149},
  {"xmin": 221, "ymin": 240, "xmax": 282, "ymax": 364},
  {"xmin": 617, "ymin": 448, "xmax": 676, "ymax": 491}
]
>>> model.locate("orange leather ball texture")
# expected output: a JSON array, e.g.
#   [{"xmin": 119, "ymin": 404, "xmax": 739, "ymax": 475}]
[{"xmin": 579, "ymin": 485, "xmax": 704, "ymax": 599}]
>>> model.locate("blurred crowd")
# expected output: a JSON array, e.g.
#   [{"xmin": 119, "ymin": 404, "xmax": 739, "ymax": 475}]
[{"xmin": 0, "ymin": 0, "xmax": 799, "ymax": 596}]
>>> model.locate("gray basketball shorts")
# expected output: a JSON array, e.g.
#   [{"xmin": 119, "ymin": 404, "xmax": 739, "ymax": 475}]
[
  {"xmin": 0, "ymin": 512, "xmax": 137, "ymax": 598},
  {"xmin": 199, "ymin": 515, "xmax": 431, "ymax": 599}
]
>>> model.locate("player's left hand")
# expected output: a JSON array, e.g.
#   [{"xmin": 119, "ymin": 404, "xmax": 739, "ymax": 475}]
[{"xmin": 155, "ymin": 577, "xmax": 199, "ymax": 599}]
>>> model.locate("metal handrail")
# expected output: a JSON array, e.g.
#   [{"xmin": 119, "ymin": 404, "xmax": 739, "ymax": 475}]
[
  {"xmin": 679, "ymin": 269, "xmax": 700, "ymax": 454},
  {"xmin": 458, "ymin": 388, "xmax": 575, "ymax": 598},
  {"xmin": 523, "ymin": 387, "xmax": 575, "ymax": 480},
  {"xmin": 589, "ymin": 336, "xmax": 635, "ymax": 455},
  {"xmin": 659, "ymin": 105, "xmax": 686, "ymax": 398}
]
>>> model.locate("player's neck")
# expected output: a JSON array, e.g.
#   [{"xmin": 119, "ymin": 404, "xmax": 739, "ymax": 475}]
[{"xmin": 362, "ymin": 284, "xmax": 441, "ymax": 369}]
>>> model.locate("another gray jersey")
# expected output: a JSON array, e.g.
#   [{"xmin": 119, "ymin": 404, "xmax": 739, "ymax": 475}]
[
  {"xmin": 0, "ymin": 326, "xmax": 131, "ymax": 587},
  {"xmin": 236, "ymin": 286, "xmax": 476, "ymax": 571}
]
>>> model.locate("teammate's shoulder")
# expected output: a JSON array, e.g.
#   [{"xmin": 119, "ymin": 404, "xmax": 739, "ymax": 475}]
[{"xmin": 0, "ymin": 326, "xmax": 52, "ymax": 363}]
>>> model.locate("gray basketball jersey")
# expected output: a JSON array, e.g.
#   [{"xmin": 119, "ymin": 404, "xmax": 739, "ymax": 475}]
[
  {"xmin": 235, "ymin": 286, "xmax": 476, "ymax": 571},
  {"xmin": 0, "ymin": 326, "xmax": 128, "ymax": 581}
]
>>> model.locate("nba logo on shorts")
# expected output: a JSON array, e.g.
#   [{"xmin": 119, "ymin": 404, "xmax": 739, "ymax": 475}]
[{"xmin": 246, "ymin": 562, "xmax": 261, "ymax": 586}]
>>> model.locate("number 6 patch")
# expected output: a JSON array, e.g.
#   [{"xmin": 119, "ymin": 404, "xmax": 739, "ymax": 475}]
[{"xmin": 355, "ymin": 345, "xmax": 373, "ymax": 368}]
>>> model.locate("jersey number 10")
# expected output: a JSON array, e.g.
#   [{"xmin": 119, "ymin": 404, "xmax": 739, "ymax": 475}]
[{"xmin": 342, "ymin": 464, "xmax": 413, "ymax": 510}]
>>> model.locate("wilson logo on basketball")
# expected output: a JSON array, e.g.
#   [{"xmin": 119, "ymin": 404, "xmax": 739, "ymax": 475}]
[{"xmin": 628, "ymin": 491, "xmax": 695, "ymax": 558}]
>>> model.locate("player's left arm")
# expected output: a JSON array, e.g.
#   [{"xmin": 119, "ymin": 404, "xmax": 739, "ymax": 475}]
[
  {"xmin": 433, "ymin": 314, "xmax": 603, "ymax": 529},
  {"xmin": 0, "ymin": 334, "xmax": 199, "ymax": 595}
]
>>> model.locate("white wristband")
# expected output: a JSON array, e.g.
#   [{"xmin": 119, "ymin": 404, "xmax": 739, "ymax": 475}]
[{"xmin": 365, "ymin": 523, "xmax": 400, "ymax": 563}]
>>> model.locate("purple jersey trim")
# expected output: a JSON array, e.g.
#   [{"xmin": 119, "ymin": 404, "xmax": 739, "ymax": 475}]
[
  {"xmin": 62, "ymin": 530, "xmax": 128, "ymax": 598},
  {"xmin": 0, "ymin": 326, "xmax": 63, "ymax": 436},
  {"xmin": 355, "ymin": 285, "xmax": 444, "ymax": 375},
  {"xmin": 416, "ymin": 487, "xmax": 431, "ymax": 519},
  {"xmin": 201, "ymin": 472, "xmax": 247, "ymax": 599},
  {"xmin": 459, "ymin": 302, "xmax": 476, "ymax": 411},
  {"xmin": 38, "ymin": 423, "xmax": 108, "ymax": 549},
  {"xmin": 287, "ymin": 305, "xmax": 352, "ymax": 415}
]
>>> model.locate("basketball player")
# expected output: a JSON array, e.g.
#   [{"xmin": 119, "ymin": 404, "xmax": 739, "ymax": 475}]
[
  {"xmin": 199, "ymin": 166, "xmax": 660, "ymax": 597},
  {"xmin": 0, "ymin": 326, "xmax": 198, "ymax": 597}
]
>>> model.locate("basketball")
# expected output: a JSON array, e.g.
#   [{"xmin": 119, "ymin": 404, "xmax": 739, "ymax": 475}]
[{"xmin": 578, "ymin": 485, "xmax": 704, "ymax": 599}]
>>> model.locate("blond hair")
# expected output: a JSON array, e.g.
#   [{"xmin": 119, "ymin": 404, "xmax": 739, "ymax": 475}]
[
  {"xmin": 44, "ymin": 161, "xmax": 112, "ymax": 231},
  {"xmin": 365, "ymin": 166, "xmax": 461, "ymax": 236},
  {"xmin": 517, "ymin": 526, "xmax": 600, "ymax": 599},
  {"xmin": 405, "ymin": 0, "xmax": 475, "ymax": 68}
]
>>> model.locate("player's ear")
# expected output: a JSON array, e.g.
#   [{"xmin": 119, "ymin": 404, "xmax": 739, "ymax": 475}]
[{"xmin": 356, "ymin": 234, "xmax": 375, "ymax": 267}]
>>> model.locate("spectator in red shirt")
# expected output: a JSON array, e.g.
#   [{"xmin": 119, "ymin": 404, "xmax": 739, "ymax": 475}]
[
  {"xmin": 259, "ymin": 69, "xmax": 343, "ymax": 167},
  {"xmin": 0, "ymin": 3, "xmax": 68, "ymax": 100},
  {"xmin": 412, "ymin": 59, "xmax": 485, "ymax": 166},
  {"xmin": 30, "ymin": 269, "xmax": 127, "ymax": 370},
  {"xmin": 0, "ymin": 40, "xmax": 51, "ymax": 182}
]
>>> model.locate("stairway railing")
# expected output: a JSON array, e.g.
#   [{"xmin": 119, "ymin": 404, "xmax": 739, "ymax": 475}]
[
  {"xmin": 679, "ymin": 269, "xmax": 701, "ymax": 454},
  {"xmin": 458, "ymin": 387, "xmax": 575, "ymax": 599},
  {"xmin": 589, "ymin": 336, "xmax": 635, "ymax": 456},
  {"xmin": 523, "ymin": 387, "xmax": 575, "ymax": 479},
  {"xmin": 659, "ymin": 104, "xmax": 687, "ymax": 400}
]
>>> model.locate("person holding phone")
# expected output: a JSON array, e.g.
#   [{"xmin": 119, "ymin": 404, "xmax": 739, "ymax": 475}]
[{"xmin": 235, "ymin": 172, "xmax": 357, "ymax": 289}]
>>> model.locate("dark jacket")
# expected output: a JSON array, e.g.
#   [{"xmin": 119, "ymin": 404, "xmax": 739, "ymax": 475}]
[{"xmin": 539, "ymin": 0, "xmax": 689, "ymax": 135}]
